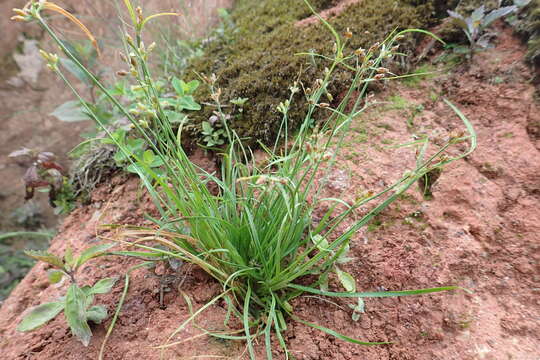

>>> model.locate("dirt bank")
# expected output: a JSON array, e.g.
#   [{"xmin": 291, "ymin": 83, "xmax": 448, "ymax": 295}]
[{"xmin": 1, "ymin": 21, "xmax": 539, "ymax": 360}]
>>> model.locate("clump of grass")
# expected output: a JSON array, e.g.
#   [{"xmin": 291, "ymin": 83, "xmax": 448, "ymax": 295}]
[{"xmin": 14, "ymin": 1, "xmax": 476, "ymax": 358}]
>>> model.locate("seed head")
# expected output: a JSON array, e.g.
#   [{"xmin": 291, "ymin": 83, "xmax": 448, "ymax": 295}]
[
  {"xmin": 289, "ymin": 81, "xmax": 300, "ymax": 95},
  {"xmin": 354, "ymin": 48, "xmax": 366, "ymax": 58},
  {"xmin": 116, "ymin": 70, "xmax": 128, "ymax": 77},
  {"xmin": 125, "ymin": 34, "xmax": 134, "ymax": 46},
  {"xmin": 321, "ymin": 152, "xmax": 332, "ymax": 161},
  {"xmin": 374, "ymin": 74, "xmax": 385, "ymax": 80},
  {"xmin": 10, "ymin": 15, "xmax": 27, "ymax": 22},
  {"xmin": 136, "ymin": 6, "xmax": 144, "ymax": 23},
  {"xmin": 119, "ymin": 52, "xmax": 129, "ymax": 63},
  {"xmin": 211, "ymin": 88, "xmax": 222, "ymax": 103},
  {"xmin": 449, "ymin": 129, "xmax": 465, "ymax": 140},
  {"xmin": 368, "ymin": 42, "xmax": 380, "ymax": 54},
  {"xmin": 39, "ymin": 49, "xmax": 50, "ymax": 61},
  {"xmin": 326, "ymin": 92, "xmax": 333, "ymax": 102},
  {"xmin": 12, "ymin": 8, "xmax": 28, "ymax": 16},
  {"xmin": 344, "ymin": 28, "xmax": 353, "ymax": 39}
]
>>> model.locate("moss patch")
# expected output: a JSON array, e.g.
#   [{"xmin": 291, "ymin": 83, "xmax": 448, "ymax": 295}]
[
  {"xmin": 181, "ymin": 0, "xmax": 452, "ymax": 147},
  {"xmin": 512, "ymin": 0, "xmax": 540, "ymax": 66}
]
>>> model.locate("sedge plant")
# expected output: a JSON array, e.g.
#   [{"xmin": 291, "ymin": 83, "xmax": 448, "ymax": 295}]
[{"xmin": 13, "ymin": 0, "xmax": 477, "ymax": 358}]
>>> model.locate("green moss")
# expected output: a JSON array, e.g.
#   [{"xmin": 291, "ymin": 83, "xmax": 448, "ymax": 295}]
[
  {"xmin": 512, "ymin": 0, "xmax": 540, "ymax": 65},
  {"xmin": 178, "ymin": 0, "xmax": 452, "ymax": 147},
  {"xmin": 386, "ymin": 95, "xmax": 410, "ymax": 110}
]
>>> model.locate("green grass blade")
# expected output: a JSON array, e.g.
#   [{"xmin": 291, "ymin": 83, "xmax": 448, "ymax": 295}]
[
  {"xmin": 291, "ymin": 315, "xmax": 390, "ymax": 345},
  {"xmin": 288, "ymin": 284, "xmax": 462, "ymax": 298},
  {"xmin": 243, "ymin": 284, "xmax": 256, "ymax": 360}
]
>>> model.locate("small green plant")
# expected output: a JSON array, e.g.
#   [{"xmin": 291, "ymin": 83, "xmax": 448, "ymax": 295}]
[
  {"xmin": 407, "ymin": 104, "xmax": 425, "ymax": 129},
  {"xmin": 448, "ymin": 4, "xmax": 518, "ymax": 61},
  {"xmin": 230, "ymin": 96, "xmax": 249, "ymax": 109},
  {"xmin": 201, "ymin": 118, "xmax": 226, "ymax": 147},
  {"xmin": 8, "ymin": 148, "xmax": 74, "ymax": 214},
  {"xmin": 17, "ymin": 243, "xmax": 116, "ymax": 346}
]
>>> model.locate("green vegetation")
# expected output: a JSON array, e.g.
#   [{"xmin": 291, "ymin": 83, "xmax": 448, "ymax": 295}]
[
  {"xmin": 0, "ymin": 231, "xmax": 53, "ymax": 300},
  {"xmin": 8, "ymin": 148, "xmax": 75, "ymax": 214},
  {"xmin": 401, "ymin": 64, "xmax": 438, "ymax": 87},
  {"xmin": 447, "ymin": 3, "xmax": 518, "ymax": 61},
  {"xmin": 17, "ymin": 244, "xmax": 116, "ymax": 346},
  {"xmin": 181, "ymin": 0, "xmax": 441, "ymax": 146},
  {"xmin": 510, "ymin": 0, "xmax": 540, "ymax": 65},
  {"xmin": 11, "ymin": 0, "xmax": 478, "ymax": 357},
  {"xmin": 387, "ymin": 95, "xmax": 411, "ymax": 110}
]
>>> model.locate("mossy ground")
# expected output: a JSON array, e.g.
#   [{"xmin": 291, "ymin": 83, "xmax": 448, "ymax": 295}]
[
  {"xmin": 180, "ymin": 0, "xmax": 450, "ymax": 147},
  {"xmin": 512, "ymin": 0, "xmax": 540, "ymax": 66}
]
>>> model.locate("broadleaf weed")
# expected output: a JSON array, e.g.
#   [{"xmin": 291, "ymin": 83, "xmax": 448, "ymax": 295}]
[
  {"xmin": 448, "ymin": 2, "xmax": 519, "ymax": 61},
  {"xmin": 18, "ymin": 244, "xmax": 116, "ymax": 346}
]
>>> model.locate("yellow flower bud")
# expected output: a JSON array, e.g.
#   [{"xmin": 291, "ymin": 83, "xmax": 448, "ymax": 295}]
[{"xmin": 10, "ymin": 15, "xmax": 27, "ymax": 22}]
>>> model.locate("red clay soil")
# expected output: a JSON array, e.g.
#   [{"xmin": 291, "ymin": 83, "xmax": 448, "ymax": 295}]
[
  {"xmin": 296, "ymin": 0, "xmax": 361, "ymax": 27},
  {"xmin": 1, "ymin": 25, "xmax": 540, "ymax": 359}
]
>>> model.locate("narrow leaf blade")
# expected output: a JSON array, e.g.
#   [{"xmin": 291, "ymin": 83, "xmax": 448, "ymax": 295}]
[
  {"xmin": 75, "ymin": 243, "xmax": 114, "ymax": 269},
  {"xmin": 288, "ymin": 284, "xmax": 462, "ymax": 298},
  {"xmin": 292, "ymin": 315, "xmax": 390, "ymax": 345}
]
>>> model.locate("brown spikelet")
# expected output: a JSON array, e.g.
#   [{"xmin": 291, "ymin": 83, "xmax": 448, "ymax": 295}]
[{"xmin": 42, "ymin": 2, "xmax": 101, "ymax": 56}]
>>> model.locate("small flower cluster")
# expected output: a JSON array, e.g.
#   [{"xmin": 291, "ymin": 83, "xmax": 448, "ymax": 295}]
[
  {"xmin": 11, "ymin": 1, "xmax": 40, "ymax": 22},
  {"xmin": 305, "ymin": 132, "xmax": 333, "ymax": 163},
  {"xmin": 39, "ymin": 50, "xmax": 59, "ymax": 72}
]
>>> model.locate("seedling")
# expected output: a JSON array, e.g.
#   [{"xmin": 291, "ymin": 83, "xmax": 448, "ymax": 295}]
[
  {"xmin": 448, "ymin": 4, "xmax": 518, "ymax": 61},
  {"xmin": 17, "ymin": 243, "xmax": 116, "ymax": 346},
  {"xmin": 201, "ymin": 119, "xmax": 226, "ymax": 147}
]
